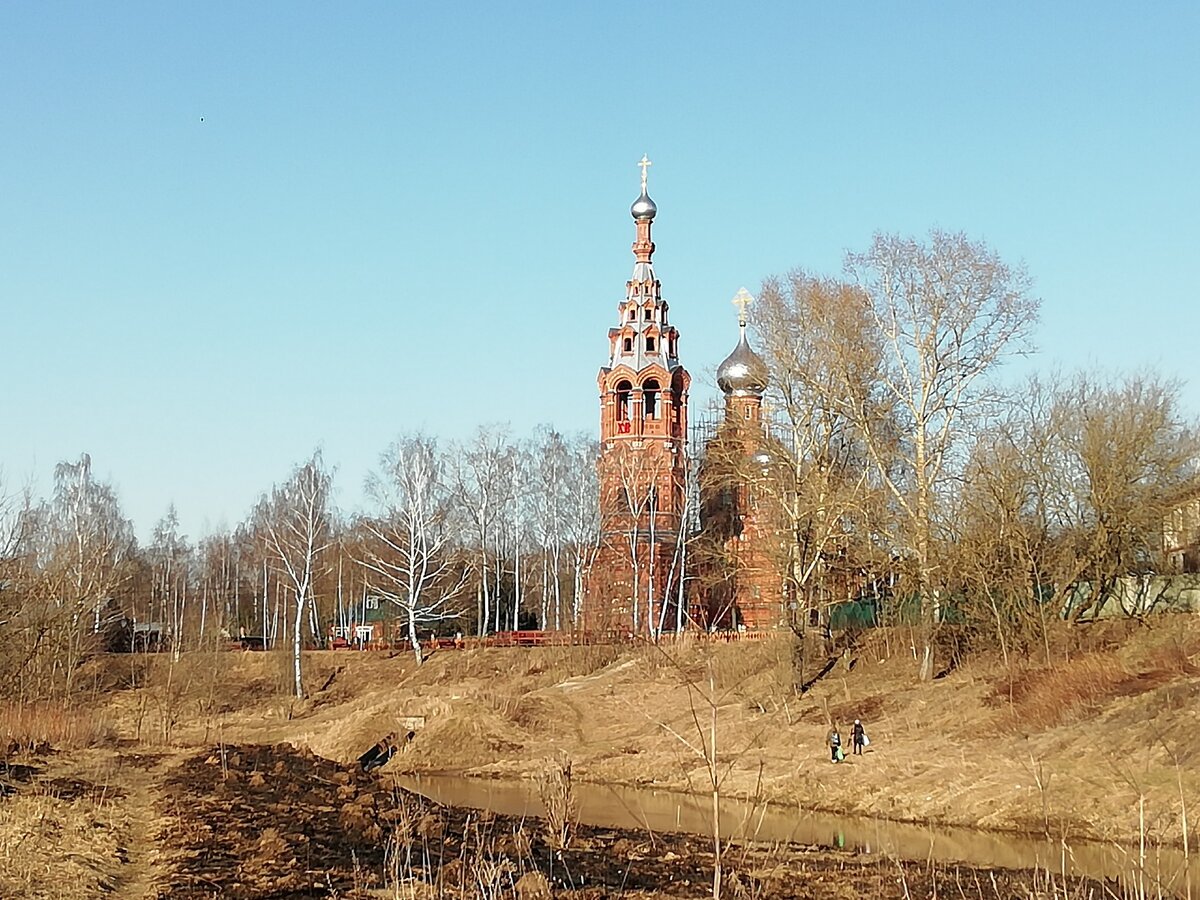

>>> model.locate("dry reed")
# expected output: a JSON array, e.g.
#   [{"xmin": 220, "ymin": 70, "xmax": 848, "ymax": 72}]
[
  {"xmin": 0, "ymin": 701, "xmax": 113, "ymax": 752},
  {"xmin": 990, "ymin": 652, "xmax": 1131, "ymax": 731}
]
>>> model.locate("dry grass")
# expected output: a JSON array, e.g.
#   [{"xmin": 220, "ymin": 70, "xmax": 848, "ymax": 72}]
[
  {"xmin": 42, "ymin": 622, "xmax": 1198, "ymax": 852},
  {"xmin": 0, "ymin": 701, "xmax": 114, "ymax": 752},
  {"xmin": 1138, "ymin": 624, "xmax": 1200, "ymax": 676},
  {"xmin": 0, "ymin": 789, "xmax": 123, "ymax": 899},
  {"xmin": 988, "ymin": 653, "xmax": 1131, "ymax": 731},
  {"xmin": 987, "ymin": 623, "xmax": 1200, "ymax": 736},
  {"xmin": 520, "ymin": 643, "xmax": 622, "ymax": 681}
]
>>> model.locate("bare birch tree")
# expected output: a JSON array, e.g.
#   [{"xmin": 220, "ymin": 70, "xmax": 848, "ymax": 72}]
[
  {"xmin": 843, "ymin": 232, "xmax": 1039, "ymax": 680},
  {"xmin": 147, "ymin": 506, "xmax": 191, "ymax": 657},
  {"xmin": 32, "ymin": 455, "xmax": 136, "ymax": 693},
  {"xmin": 452, "ymin": 425, "xmax": 514, "ymax": 635},
  {"xmin": 563, "ymin": 435, "xmax": 600, "ymax": 629},
  {"xmin": 356, "ymin": 434, "xmax": 468, "ymax": 663},
  {"xmin": 256, "ymin": 451, "xmax": 333, "ymax": 698},
  {"xmin": 598, "ymin": 442, "xmax": 682, "ymax": 639},
  {"xmin": 530, "ymin": 428, "xmax": 570, "ymax": 629}
]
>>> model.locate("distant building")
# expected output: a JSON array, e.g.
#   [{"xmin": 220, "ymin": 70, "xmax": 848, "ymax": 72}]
[
  {"xmin": 329, "ymin": 594, "xmax": 389, "ymax": 645},
  {"xmin": 1164, "ymin": 481, "xmax": 1200, "ymax": 574}
]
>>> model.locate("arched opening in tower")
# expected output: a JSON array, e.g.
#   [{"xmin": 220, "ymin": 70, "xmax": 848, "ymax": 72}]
[
  {"xmin": 615, "ymin": 380, "xmax": 632, "ymax": 422},
  {"xmin": 643, "ymin": 379, "xmax": 660, "ymax": 419}
]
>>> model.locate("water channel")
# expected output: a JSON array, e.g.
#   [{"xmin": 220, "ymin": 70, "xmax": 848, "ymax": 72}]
[{"xmin": 395, "ymin": 773, "xmax": 1197, "ymax": 895}]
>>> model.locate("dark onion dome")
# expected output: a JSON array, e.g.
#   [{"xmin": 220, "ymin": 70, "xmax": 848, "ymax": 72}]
[
  {"xmin": 630, "ymin": 189, "xmax": 657, "ymax": 220},
  {"xmin": 716, "ymin": 328, "xmax": 769, "ymax": 396}
]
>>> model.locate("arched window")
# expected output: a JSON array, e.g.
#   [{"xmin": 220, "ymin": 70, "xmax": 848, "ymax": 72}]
[
  {"xmin": 616, "ymin": 380, "xmax": 632, "ymax": 422},
  {"xmin": 643, "ymin": 378, "xmax": 660, "ymax": 419},
  {"xmin": 622, "ymin": 337, "xmax": 633, "ymax": 353},
  {"xmin": 645, "ymin": 336, "xmax": 656, "ymax": 352}
]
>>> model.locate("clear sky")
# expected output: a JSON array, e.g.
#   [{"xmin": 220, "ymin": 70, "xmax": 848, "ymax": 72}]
[{"xmin": 2, "ymin": 2, "xmax": 1197, "ymax": 542}]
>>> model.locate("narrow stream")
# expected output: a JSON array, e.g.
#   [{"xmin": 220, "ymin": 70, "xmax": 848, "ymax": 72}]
[{"xmin": 394, "ymin": 773, "xmax": 1198, "ymax": 895}]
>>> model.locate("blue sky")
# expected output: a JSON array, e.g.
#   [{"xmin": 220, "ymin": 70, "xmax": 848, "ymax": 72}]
[{"xmin": 2, "ymin": 2, "xmax": 1197, "ymax": 541}]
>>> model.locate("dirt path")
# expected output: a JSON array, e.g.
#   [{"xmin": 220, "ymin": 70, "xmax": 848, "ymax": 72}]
[{"xmin": 106, "ymin": 751, "xmax": 179, "ymax": 899}]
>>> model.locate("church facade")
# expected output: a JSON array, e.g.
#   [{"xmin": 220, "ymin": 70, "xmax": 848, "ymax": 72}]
[{"xmin": 582, "ymin": 162, "xmax": 787, "ymax": 636}]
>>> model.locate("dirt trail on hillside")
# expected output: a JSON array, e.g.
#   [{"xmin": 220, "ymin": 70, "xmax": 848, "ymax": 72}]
[{"xmin": 106, "ymin": 751, "xmax": 176, "ymax": 899}]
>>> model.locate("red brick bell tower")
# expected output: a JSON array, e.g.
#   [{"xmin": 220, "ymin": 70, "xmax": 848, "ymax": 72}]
[{"xmin": 583, "ymin": 157, "xmax": 691, "ymax": 638}]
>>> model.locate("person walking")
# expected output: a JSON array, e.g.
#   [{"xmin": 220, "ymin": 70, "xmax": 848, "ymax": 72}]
[
  {"xmin": 852, "ymin": 719, "xmax": 867, "ymax": 755},
  {"xmin": 827, "ymin": 726, "xmax": 843, "ymax": 763}
]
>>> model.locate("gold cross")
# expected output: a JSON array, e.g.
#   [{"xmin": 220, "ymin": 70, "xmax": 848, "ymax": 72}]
[
  {"xmin": 638, "ymin": 154, "xmax": 652, "ymax": 192},
  {"xmin": 732, "ymin": 287, "xmax": 753, "ymax": 325}
]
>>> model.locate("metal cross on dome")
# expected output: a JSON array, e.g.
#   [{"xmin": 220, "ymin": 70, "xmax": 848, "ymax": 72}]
[
  {"xmin": 638, "ymin": 154, "xmax": 652, "ymax": 192},
  {"xmin": 732, "ymin": 287, "xmax": 754, "ymax": 325}
]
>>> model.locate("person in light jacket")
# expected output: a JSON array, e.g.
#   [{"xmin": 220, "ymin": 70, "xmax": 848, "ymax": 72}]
[{"xmin": 827, "ymin": 726, "xmax": 842, "ymax": 763}]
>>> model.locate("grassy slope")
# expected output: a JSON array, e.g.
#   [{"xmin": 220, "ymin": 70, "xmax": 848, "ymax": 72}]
[{"xmin": 94, "ymin": 618, "xmax": 1200, "ymax": 848}]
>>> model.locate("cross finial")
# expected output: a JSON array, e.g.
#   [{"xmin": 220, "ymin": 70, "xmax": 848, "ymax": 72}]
[
  {"xmin": 638, "ymin": 154, "xmax": 652, "ymax": 193},
  {"xmin": 732, "ymin": 287, "xmax": 753, "ymax": 326}
]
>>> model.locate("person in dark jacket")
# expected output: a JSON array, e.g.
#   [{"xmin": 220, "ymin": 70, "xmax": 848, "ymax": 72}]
[
  {"xmin": 852, "ymin": 719, "xmax": 867, "ymax": 755},
  {"xmin": 358, "ymin": 733, "xmax": 398, "ymax": 772}
]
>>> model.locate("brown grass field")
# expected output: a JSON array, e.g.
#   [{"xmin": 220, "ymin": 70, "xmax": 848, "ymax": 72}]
[{"xmin": 2, "ymin": 619, "xmax": 1199, "ymax": 898}]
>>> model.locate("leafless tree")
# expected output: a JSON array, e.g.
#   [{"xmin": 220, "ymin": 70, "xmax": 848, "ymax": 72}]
[
  {"xmin": 255, "ymin": 450, "xmax": 333, "ymax": 698},
  {"xmin": 1039, "ymin": 372, "xmax": 1197, "ymax": 620},
  {"xmin": 945, "ymin": 370, "xmax": 1197, "ymax": 665},
  {"xmin": 452, "ymin": 425, "xmax": 515, "ymax": 635},
  {"xmin": 499, "ymin": 439, "xmax": 534, "ymax": 631},
  {"xmin": 530, "ymin": 428, "xmax": 569, "ymax": 629},
  {"xmin": 754, "ymin": 275, "xmax": 891, "ymax": 636},
  {"xmin": 0, "ymin": 475, "xmax": 37, "ymax": 696},
  {"xmin": 357, "ymin": 435, "xmax": 469, "ymax": 663},
  {"xmin": 146, "ymin": 505, "xmax": 192, "ymax": 658},
  {"xmin": 945, "ymin": 406, "xmax": 1053, "ymax": 665},
  {"xmin": 842, "ymin": 232, "xmax": 1039, "ymax": 679},
  {"xmin": 563, "ymin": 435, "xmax": 600, "ymax": 628},
  {"xmin": 16, "ymin": 455, "xmax": 136, "ymax": 695},
  {"xmin": 196, "ymin": 529, "xmax": 246, "ymax": 648}
]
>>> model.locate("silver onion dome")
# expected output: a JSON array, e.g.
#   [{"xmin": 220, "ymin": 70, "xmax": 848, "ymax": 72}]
[
  {"xmin": 716, "ymin": 328, "xmax": 769, "ymax": 396},
  {"xmin": 630, "ymin": 189, "xmax": 657, "ymax": 220}
]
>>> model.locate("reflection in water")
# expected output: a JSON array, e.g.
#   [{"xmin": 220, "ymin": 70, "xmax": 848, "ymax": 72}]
[{"xmin": 394, "ymin": 773, "xmax": 1197, "ymax": 896}]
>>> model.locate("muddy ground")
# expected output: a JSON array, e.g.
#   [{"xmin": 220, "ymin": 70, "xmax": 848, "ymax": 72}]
[{"xmin": 2, "ymin": 741, "xmax": 1122, "ymax": 899}]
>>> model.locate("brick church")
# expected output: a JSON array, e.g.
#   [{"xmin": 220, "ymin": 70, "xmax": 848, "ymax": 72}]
[{"xmin": 582, "ymin": 160, "xmax": 786, "ymax": 636}]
